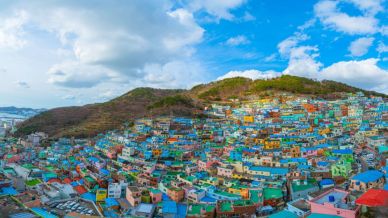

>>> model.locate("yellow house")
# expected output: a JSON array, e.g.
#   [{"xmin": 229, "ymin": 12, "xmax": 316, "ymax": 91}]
[
  {"xmin": 243, "ymin": 116, "xmax": 254, "ymax": 123},
  {"xmin": 231, "ymin": 173, "xmax": 243, "ymax": 179},
  {"xmin": 264, "ymin": 139, "xmax": 280, "ymax": 150},
  {"xmin": 96, "ymin": 189, "xmax": 107, "ymax": 202},
  {"xmin": 152, "ymin": 149, "xmax": 161, "ymax": 157},
  {"xmin": 319, "ymin": 128, "xmax": 330, "ymax": 135},
  {"xmin": 227, "ymin": 185, "xmax": 249, "ymax": 198}
]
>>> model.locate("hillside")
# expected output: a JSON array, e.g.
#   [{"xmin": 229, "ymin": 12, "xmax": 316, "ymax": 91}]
[
  {"xmin": 16, "ymin": 88, "xmax": 202, "ymax": 138},
  {"xmin": 190, "ymin": 75, "xmax": 385, "ymax": 101},
  {"xmin": 16, "ymin": 75, "xmax": 386, "ymax": 138}
]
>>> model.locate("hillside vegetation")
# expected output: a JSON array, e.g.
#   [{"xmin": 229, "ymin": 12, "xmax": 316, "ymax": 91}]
[{"xmin": 192, "ymin": 75, "xmax": 385, "ymax": 101}]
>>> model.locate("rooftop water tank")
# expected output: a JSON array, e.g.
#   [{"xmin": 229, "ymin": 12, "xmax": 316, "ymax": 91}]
[{"xmin": 329, "ymin": 195, "xmax": 335, "ymax": 202}]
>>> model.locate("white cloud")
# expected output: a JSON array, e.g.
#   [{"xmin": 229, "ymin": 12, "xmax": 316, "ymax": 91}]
[
  {"xmin": 8, "ymin": 1, "xmax": 206, "ymax": 89},
  {"xmin": 278, "ymin": 31, "xmax": 322, "ymax": 79},
  {"xmin": 283, "ymin": 46, "xmax": 323, "ymax": 78},
  {"xmin": 381, "ymin": 25, "xmax": 388, "ymax": 36},
  {"xmin": 319, "ymin": 58, "xmax": 388, "ymax": 93},
  {"xmin": 225, "ymin": 35, "xmax": 250, "ymax": 46},
  {"xmin": 348, "ymin": 37, "xmax": 374, "ymax": 57},
  {"xmin": 217, "ymin": 69, "xmax": 281, "ymax": 80},
  {"xmin": 0, "ymin": 10, "xmax": 28, "ymax": 49},
  {"xmin": 264, "ymin": 53, "xmax": 277, "ymax": 62},
  {"xmin": 142, "ymin": 60, "xmax": 207, "ymax": 89},
  {"xmin": 314, "ymin": 0, "xmax": 379, "ymax": 35},
  {"xmin": 188, "ymin": 0, "xmax": 246, "ymax": 21},
  {"xmin": 277, "ymin": 33, "xmax": 309, "ymax": 57},
  {"xmin": 14, "ymin": 80, "xmax": 30, "ymax": 88},
  {"xmin": 62, "ymin": 94, "xmax": 75, "ymax": 100},
  {"xmin": 377, "ymin": 42, "xmax": 388, "ymax": 54},
  {"xmin": 345, "ymin": 0, "xmax": 383, "ymax": 16},
  {"xmin": 242, "ymin": 12, "xmax": 255, "ymax": 21},
  {"xmin": 297, "ymin": 18, "xmax": 316, "ymax": 31},
  {"xmin": 47, "ymin": 62, "xmax": 121, "ymax": 88}
]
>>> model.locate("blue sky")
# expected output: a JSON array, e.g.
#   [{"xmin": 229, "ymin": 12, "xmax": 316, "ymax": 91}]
[{"xmin": 0, "ymin": 0, "xmax": 387, "ymax": 108}]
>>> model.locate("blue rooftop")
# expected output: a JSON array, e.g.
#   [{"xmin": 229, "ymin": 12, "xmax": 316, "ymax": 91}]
[
  {"xmin": 352, "ymin": 170, "xmax": 384, "ymax": 183},
  {"xmin": 81, "ymin": 192, "xmax": 96, "ymax": 202},
  {"xmin": 200, "ymin": 196, "xmax": 217, "ymax": 203},
  {"xmin": 163, "ymin": 201, "xmax": 177, "ymax": 214},
  {"xmin": 320, "ymin": 179, "xmax": 334, "ymax": 186},
  {"xmin": 1, "ymin": 187, "xmax": 19, "ymax": 195},
  {"xmin": 332, "ymin": 149, "xmax": 352, "ymax": 155},
  {"xmin": 249, "ymin": 166, "xmax": 288, "ymax": 175}
]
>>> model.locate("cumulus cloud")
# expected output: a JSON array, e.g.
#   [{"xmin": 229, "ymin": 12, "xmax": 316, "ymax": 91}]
[
  {"xmin": 283, "ymin": 46, "xmax": 323, "ymax": 78},
  {"xmin": 264, "ymin": 53, "xmax": 277, "ymax": 62},
  {"xmin": 348, "ymin": 37, "xmax": 374, "ymax": 57},
  {"xmin": 314, "ymin": 0, "xmax": 379, "ymax": 35},
  {"xmin": 278, "ymin": 32, "xmax": 322, "ymax": 78},
  {"xmin": 377, "ymin": 42, "xmax": 388, "ymax": 54},
  {"xmin": 242, "ymin": 12, "xmax": 256, "ymax": 21},
  {"xmin": 319, "ymin": 58, "xmax": 388, "ymax": 93},
  {"xmin": 14, "ymin": 80, "xmax": 30, "ymax": 88},
  {"xmin": 381, "ymin": 25, "xmax": 388, "ymax": 36},
  {"xmin": 187, "ymin": 0, "xmax": 246, "ymax": 21},
  {"xmin": 225, "ymin": 35, "xmax": 250, "ymax": 46},
  {"xmin": 143, "ymin": 60, "xmax": 206, "ymax": 89},
  {"xmin": 0, "ymin": 10, "xmax": 28, "ymax": 49},
  {"xmin": 345, "ymin": 0, "xmax": 383, "ymax": 16},
  {"xmin": 6, "ymin": 1, "xmax": 206, "ymax": 89},
  {"xmin": 277, "ymin": 33, "xmax": 309, "ymax": 57},
  {"xmin": 47, "ymin": 62, "xmax": 121, "ymax": 88},
  {"xmin": 217, "ymin": 69, "xmax": 281, "ymax": 80}
]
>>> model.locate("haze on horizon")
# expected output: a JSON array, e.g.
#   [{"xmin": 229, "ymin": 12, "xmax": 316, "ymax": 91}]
[{"xmin": 0, "ymin": 0, "xmax": 387, "ymax": 109}]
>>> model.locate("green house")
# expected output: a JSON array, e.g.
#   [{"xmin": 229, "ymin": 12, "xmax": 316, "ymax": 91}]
[{"xmin": 331, "ymin": 161, "xmax": 352, "ymax": 178}]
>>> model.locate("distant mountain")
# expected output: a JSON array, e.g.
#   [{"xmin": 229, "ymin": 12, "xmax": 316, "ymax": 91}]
[
  {"xmin": 16, "ymin": 75, "xmax": 386, "ymax": 138},
  {"xmin": 0, "ymin": 106, "xmax": 46, "ymax": 119}
]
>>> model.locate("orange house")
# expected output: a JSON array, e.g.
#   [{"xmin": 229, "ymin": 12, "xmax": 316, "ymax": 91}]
[
  {"xmin": 167, "ymin": 187, "xmax": 185, "ymax": 202},
  {"xmin": 152, "ymin": 149, "xmax": 161, "ymax": 157},
  {"xmin": 291, "ymin": 146, "xmax": 301, "ymax": 157},
  {"xmin": 264, "ymin": 139, "xmax": 280, "ymax": 150},
  {"xmin": 167, "ymin": 138, "xmax": 178, "ymax": 144},
  {"xmin": 303, "ymin": 103, "xmax": 317, "ymax": 113}
]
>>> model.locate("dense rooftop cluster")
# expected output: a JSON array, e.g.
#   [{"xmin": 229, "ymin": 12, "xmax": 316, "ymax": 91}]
[{"xmin": 1, "ymin": 92, "xmax": 387, "ymax": 218}]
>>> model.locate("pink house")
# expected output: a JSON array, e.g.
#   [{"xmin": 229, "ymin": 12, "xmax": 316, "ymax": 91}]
[
  {"xmin": 301, "ymin": 148, "xmax": 317, "ymax": 158},
  {"xmin": 217, "ymin": 166, "xmax": 234, "ymax": 178},
  {"xmin": 309, "ymin": 189, "xmax": 361, "ymax": 218},
  {"xmin": 149, "ymin": 188, "xmax": 162, "ymax": 203},
  {"xmin": 126, "ymin": 186, "xmax": 141, "ymax": 207},
  {"xmin": 197, "ymin": 159, "xmax": 220, "ymax": 171},
  {"xmin": 106, "ymin": 150, "xmax": 117, "ymax": 159}
]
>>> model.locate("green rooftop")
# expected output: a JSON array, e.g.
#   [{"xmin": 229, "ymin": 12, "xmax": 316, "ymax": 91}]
[
  {"xmin": 220, "ymin": 201, "xmax": 232, "ymax": 212},
  {"xmin": 150, "ymin": 188, "xmax": 161, "ymax": 194},
  {"xmin": 22, "ymin": 164, "xmax": 35, "ymax": 170},
  {"xmin": 292, "ymin": 181, "xmax": 317, "ymax": 192},
  {"xmin": 214, "ymin": 190, "xmax": 239, "ymax": 198},
  {"xmin": 187, "ymin": 204, "xmax": 215, "ymax": 215},
  {"xmin": 249, "ymin": 190, "xmax": 262, "ymax": 203},
  {"xmin": 84, "ymin": 176, "xmax": 96, "ymax": 183},
  {"xmin": 26, "ymin": 179, "xmax": 42, "ymax": 186},
  {"xmin": 263, "ymin": 188, "xmax": 283, "ymax": 200}
]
